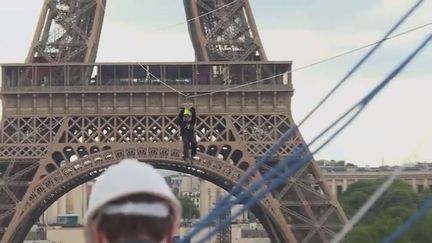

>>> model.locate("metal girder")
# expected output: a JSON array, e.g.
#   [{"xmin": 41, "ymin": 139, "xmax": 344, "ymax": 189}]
[
  {"xmin": 0, "ymin": 0, "xmax": 348, "ymax": 242},
  {"xmin": 26, "ymin": 0, "xmax": 106, "ymax": 63},
  {"xmin": 0, "ymin": 120, "xmax": 291, "ymax": 242},
  {"xmin": 0, "ymin": 106, "xmax": 347, "ymax": 243},
  {"xmin": 184, "ymin": 0, "xmax": 267, "ymax": 61},
  {"xmin": 0, "ymin": 61, "xmax": 348, "ymax": 243}
]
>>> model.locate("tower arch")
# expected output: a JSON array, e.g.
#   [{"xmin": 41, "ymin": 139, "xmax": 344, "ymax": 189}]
[{"xmin": 8, "ymin": 146, "xmax": 287, "ymax": 243}]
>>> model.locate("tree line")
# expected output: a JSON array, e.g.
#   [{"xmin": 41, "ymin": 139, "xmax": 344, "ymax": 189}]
[{"xmin": 341, "ymin": 179, "xmax": 432, "ymax": 243}]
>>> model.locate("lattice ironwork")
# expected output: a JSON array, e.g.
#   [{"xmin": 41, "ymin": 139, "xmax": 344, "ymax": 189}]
[
  {"xmin": 184, "ymin": 0, "xmax": 267, "ymax": 61},
  {"xmin": 26, "ymin": 0, "xmax": 106, "ymax": 63},
  {"xmin": 0, "ymin": 117, "xmax": 62, "ymax": 145},
  {"xmin": 56, "ymin": 115, "xmax": 237, "ymax": 144},
  {"xmin": 0, "ymin": 0, "xmax": 348, "ymax": 242},
  {"xmin": 217, "ymin": 194, "xmax": 232, "ymax": 243},
  {"xmin": 5, "ymin": 144, "xmax": 286, "ymax": 243},
  {"xmin": 0, "ymin": 103, "xmax": 349, "ymax": 243},
  {"xmin": 0, "ymin": 159, "xmax": 39, "ymax": 235},
  {"xmin": 0, "ymin": 112, "xmax": 347, "ymax": 243},
  {"xmin": 231, "ymin": 114, "xmax": 304, "ymax": 157}
]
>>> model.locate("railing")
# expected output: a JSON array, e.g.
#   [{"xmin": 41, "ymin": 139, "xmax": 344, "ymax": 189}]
[
  {"xmin": 1, "ymin": 61, "xmax": 292, "ymax": 90},
  {"xmin": 0, "ymin": 84, "xmax": 292, "ymax": 94}
]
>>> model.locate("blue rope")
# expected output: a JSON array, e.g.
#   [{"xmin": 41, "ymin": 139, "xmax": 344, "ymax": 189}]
[
  {"xmin": 381, "ymin": 196, "xmax": 432, "ymax": 243},
  {"xmin": 180, "ymin": 127, "xmax": 300, "ymax": 242},
  {"xmin": 180, "ymin": 1, "xmax": 425, "ymax": 241},
  {"xmin": 197, "ymin": 155, "xmax": 312, "ymax": 243},
  {"xmin": 196, "ymin": 32, "xmax": 432, "ymax": 243},
  {"xmin": 197, "ymin": 106, "xmax": 365, "ymax": 242},
  {"xmin": 180, "ymin": 3, "xmax": 423, "ymax": 241}
]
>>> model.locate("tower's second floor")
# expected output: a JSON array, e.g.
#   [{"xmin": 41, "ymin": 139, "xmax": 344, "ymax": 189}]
[{"xmin": 1, "ymin": 61, "xmax": 293, "ymax": 116}]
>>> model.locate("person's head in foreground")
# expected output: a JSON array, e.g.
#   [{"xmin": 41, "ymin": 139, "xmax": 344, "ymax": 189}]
[{"xmin": 84, "ymin": 159, "xmax": 181, "ymax": 243}]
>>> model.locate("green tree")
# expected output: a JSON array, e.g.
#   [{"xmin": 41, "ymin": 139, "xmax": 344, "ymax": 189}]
[
  {"xmin": 408, "ymin": 212, "xmax": 432, "ymax": 242},
  {"xmin": 178, "ymin": 196, "xmax": 200, "ymax": 220},
  {"xmin": 340, "ymin": 179, "xmax": 431, "ymax": 243},
  {"xmin": 341, "ymin": 179, "xmax": 383, "ymax": 217}
]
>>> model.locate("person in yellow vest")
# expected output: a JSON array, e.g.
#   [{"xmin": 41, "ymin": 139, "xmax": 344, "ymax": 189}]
[
  {"xmin": 178, "ymin": 107, "xmax": 199, "ymax": 161},
  {"xmin": 84, "ymin": 159, "xmax": 181, "ymax": 243}
]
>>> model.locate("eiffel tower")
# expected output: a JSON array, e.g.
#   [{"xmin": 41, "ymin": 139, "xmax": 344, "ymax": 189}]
[{"xmin": 0, "ymin": 1, "xmax": 347, "ymax": 242}]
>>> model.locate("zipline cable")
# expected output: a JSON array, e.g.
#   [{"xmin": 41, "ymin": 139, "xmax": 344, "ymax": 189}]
[
  {"xmin": 135, "ymin": 21, "xmax": 432, "ymax": 101},
  {"xmin": 196, "ymin": 32, "xmax": 432, "ymax": 243},
  {"xmin": 132, "ymin": 22, "xmax": 432, "ymax": 103},
  {"xmin": 188, "ymin": 22, "xmax": 432, "ymax": 99},
  {"xmin": 181, "ymin": 3, "xmax": 425, "ymax": 239},
  {"xmin": 155, "ymin": 0, "xmax": 244, "ymax": 31}
]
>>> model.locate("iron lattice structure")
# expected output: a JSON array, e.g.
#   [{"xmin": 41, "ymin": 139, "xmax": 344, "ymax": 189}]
[
  {"xmin": 184, "ymin": 0, "xmax": 267, "ymax": 61},
  {"xmin": 216, "ymin": 188, "xmax": 232, "ymax": 243},
  {"xmin": 0, "ymin": 1, "xmax": 348, "ymax": 243},
  {"xmin": 26, "ymin": 0, "xmax": 106, "ymax": 63},
  {"xmin": 217, "ymin": 204, "xmax": 232, "ymax": 243}
]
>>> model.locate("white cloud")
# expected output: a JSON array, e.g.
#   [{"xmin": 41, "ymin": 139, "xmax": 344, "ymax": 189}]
[
  {"xmin": 0, "ymin": 0, "xmax": 43, "ymax": 62},
  {"xmin": 261, "ymin": 28, "xmax": 382, "ymax": 64},
  {"xmin": 380, "ymin": 0, "xmax": 432, "ymax": 17},
  {"xmin": 296, "ymin": 72, "xmax": 432, "ymax": 166},
  {"xmin": 360, "ymin": 0, "xmax": 432, "ymax": 29},
  {"xmin": 97, "ymin": 19, "xmax": 194, "ymax": 62}
]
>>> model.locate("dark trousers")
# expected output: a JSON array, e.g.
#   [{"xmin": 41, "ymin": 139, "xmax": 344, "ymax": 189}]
[{"xmin": 182, "ymin": 133, "xmax": 197, "ymax": 159}]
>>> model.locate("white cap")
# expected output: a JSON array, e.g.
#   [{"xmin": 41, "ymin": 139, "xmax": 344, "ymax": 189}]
[{"xmin": 85, "ymin": 159, "xmax": 181, "ymax": 225}]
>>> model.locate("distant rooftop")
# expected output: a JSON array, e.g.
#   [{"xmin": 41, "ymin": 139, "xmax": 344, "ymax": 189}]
[{"xmin": 317, "ymin": 160, "xmax": 432, "ymax": 173}]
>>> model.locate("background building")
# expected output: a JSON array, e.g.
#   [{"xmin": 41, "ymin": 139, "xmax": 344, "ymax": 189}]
[
  {"xmin": 319, "ymin": 161, "xmax": 432, "ymax": 195},
  {"xmin": 31, "ymin": 162, "xmax": 432, "ymax": 242}
]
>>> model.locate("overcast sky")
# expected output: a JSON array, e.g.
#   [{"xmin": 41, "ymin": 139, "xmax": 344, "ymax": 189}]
[{"xmin": 0, "ymin": 0, "xmax": 431, "ymax": 166}]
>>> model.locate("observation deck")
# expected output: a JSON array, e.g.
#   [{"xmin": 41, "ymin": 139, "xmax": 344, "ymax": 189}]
[{"xmin": 1, "ymin": 61, "xmax": 292, "ymax": 116}]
